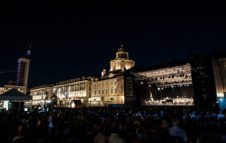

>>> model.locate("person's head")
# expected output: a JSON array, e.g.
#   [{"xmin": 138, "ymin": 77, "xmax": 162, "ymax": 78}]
[
  {"xmin": 17, "ymin": 124, "xmax": 26, "ymax": 136},
  {"xmin": 100, "ymin": 125, "xmax": 110, "ymax": 136},
  {"xmin": 48, "ymin": 115, "xmax": 52, "ymax": 122},
  {"xmin": 172, "ymin": 119, "xmax": 179, "ymax": 126},
  {"xmin": 86, "ymin": 122, "xmax": 93, "ymax": 132},
  {"xmin": 111, "ymin": 123, "xmax": 120, "ymax": 134},
  {"xmin": 37, "ymin": 120, "xmax": 42, "ymax": 127},
  {"xmin": 161, "ymin": 120, "xmax": 169, "ymax": 129}
]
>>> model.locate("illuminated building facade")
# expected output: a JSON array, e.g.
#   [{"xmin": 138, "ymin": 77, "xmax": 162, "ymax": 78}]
[
  {"xmin": 90, "ymin": 75, "xmax": 124, "ymax": 106},
  {"xmin": 30, "ymin": 85, "xmax": 53, "ymax": 106},
  {"xmin": 53, "ymin": 77, "xmax": 93, "ymax": 107},
  {"xmin": 0, "ymin": 87, "xmax": 4, "ymax": 95},
  {"xmin": 109, "ymin": 45, "xmax": 135, "ymax": 73},
  {"xmin": 30, "ymin": 76, "xmax": 126, "ymax": 107},
  {"xmin": 30, "ymin": 46, "xmax": 135, "ymax": 107},
  {"xmin": 3, "ymin": 84, "xmax": 27, "ymax": 94}
]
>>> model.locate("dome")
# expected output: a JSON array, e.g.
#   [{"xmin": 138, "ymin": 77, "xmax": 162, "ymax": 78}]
[
  {"xmin": 109, "ymin": 44, "xmax": 135, "ymax": 72},
  {"xmin": 116, "ymin": 45, "xmax": 129, "ymax": 59},
  {"xmin": 116, "ymin": 51, "xmax": 129, "ymax": 59}
]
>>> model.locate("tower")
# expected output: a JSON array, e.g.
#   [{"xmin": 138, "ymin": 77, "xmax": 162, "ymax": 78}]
[
  {"xmin": 110, "ymin": 44, "xmax": 135, "ymax": 72},
  {"xmin": 16, "ymin": 45, "xmax": 31, "ymax": 89},
  {"xmin": 16, "ymin": 58, "xmax": 30, "ymax": 87}
]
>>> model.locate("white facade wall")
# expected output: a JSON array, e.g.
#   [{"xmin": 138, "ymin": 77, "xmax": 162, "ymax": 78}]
[{"xmin": 90, "ymin": 75, "xmax": 124, "ymax": 106}]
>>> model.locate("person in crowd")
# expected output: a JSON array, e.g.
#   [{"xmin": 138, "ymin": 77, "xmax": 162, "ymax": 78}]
[
  {"xmin": 13, "ymin": 124, "xmax": 27, "ymax": 143},
  {"xmin": 108, "ymin": 123, "xmax": 126, "ymax": 143},
  {"xmin": 168, "ymin": 119, "xmax": 188, "ymax": 143},
  {"xmin": 0, "ymin": 106, "xmax": 225, "ymax": 143},
  {"xmin": 94, "ymin": 125, "xmax": 109, "ymax": 143}
]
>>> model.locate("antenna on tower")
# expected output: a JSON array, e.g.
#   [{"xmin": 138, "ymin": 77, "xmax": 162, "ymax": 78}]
[
  {"xmin": 118, "ymin": 43, "xmax": 125, "ymax": 52},
  {"xmin": 120, "ymin": 43, "xmax": 124, "ymax": 48},
  {"xmin": 26, "ymin": 41, "xmax": 31, "ymax": 57}
]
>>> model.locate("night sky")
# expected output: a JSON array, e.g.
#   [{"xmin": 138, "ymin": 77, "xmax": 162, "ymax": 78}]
[{"xmin": 0, "ymin": 0, "xmax": 225, "ymax": 87}]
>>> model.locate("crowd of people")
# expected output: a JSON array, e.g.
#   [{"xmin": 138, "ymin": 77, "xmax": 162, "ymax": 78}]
[{"xmin": 0, "ymin": 106, "xmax": 226, "ymax": 143}]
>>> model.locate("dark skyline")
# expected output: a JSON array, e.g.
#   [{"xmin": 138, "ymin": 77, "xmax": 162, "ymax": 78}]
[{"xmin": 0, "ymin": 1, "xmax": 225, "ymax": 87}]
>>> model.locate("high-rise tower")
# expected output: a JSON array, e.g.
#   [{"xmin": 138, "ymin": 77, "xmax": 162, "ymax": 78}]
[
  {"xmin": 16, "ymin": 46, "xmax": 31, "ymax": 88},
  {"xmin": 16, "ymin": 58, "xmax": 30, "ymax": 87}
]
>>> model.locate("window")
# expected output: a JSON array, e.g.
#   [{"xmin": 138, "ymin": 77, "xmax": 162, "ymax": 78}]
[
  {"xmin": 115, "ymin": 88, "xmax": 117, "ymax": 93},
  {"xmin": 70, "ymin": 86, "xmax": 74, "ymax": 92},
  {"xmin": 111, "ymin": 89, "xmax": 113, "ymax": 94}
]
